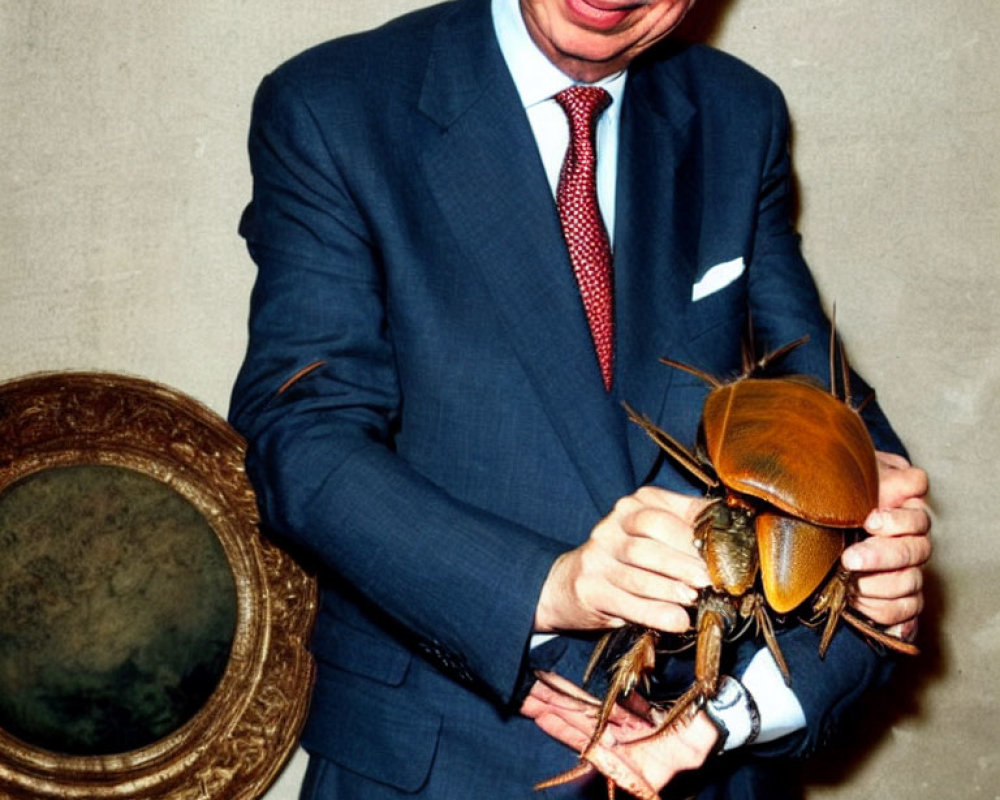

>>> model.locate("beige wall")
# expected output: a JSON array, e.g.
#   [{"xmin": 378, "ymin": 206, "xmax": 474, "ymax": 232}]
[{"xmin": 2, "ymin": 1, "xmax": 997, "ymax": 797}]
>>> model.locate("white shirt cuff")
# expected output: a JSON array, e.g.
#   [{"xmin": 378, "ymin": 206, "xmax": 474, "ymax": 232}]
[{"xmin": 706, "ymin": 648, "xmax": 806, "ymax": 751}]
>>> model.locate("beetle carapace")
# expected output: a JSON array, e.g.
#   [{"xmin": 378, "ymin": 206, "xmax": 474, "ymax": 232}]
[{"xmin": 703, "ymin": 376, "xmax": 879, "ymax": 526}]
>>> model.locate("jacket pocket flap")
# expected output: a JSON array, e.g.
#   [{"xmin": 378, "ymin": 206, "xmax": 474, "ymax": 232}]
[
  {"xmin": 302, "ymin": 661, "xmax": 442, "ymax": 793},
  {"xmin": 311, "ymin": 613, "xmax": 412, "ymax": 687}
]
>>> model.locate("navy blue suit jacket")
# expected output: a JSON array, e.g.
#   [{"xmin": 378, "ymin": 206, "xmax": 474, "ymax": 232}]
[{"xmin": 230, "ymin": 1, "xmax": 904, "ymax": 796}]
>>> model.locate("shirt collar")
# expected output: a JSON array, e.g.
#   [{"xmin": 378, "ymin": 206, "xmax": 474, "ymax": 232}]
[{"xmin": 492, "ymin": 0, "xmax": 627, "ymax": 110}]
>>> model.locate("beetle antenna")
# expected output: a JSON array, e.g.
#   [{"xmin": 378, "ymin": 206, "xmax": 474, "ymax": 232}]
[
  {"xmin": 826, "ymin": 305, "xmax": 854, "ymax": 404},
  {"xmin": 658, "ymin": 357, "xmax": 724, "ymax": 389},
  {"xmin": 756, "ymin": 335, "xmax": 809, "ymax": 374},
  {"xmin": 655, "ymin": 637, "xmax": 697, "ymax": 655},
  {"xmin": 828, "ymin": 304, "xmax": 838, "ymax": 397},
  {"xmin": 741, "ymin": 312, "xmax": 756, "ymax": 376},
  {"xmin": 840, "ymin": 338, "xmax": 851, "ymax": 405},
  {"xmin": 623, "ymin": 403, "xmax": 720, "ymax": 488},
  {"xmin": 856, "ymin": 392, "xmax": 875, "ymax": 414}
]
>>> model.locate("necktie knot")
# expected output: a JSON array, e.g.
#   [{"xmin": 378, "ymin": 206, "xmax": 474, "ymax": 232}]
[
  {"xmin": 555, "ymin": 87, "xmax": 611, "ymax": 169},
  {"xmin": 555, "ymin": 86, "xmax": 612, "ymax": 132}
]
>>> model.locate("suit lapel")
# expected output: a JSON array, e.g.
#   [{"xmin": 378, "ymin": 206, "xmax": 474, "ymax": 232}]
[
  {"xmin": 613, "ymin": 58, "xmax": 703, "ymax": 482},
  {"xmin": 416, "ymin": 0, "xmax": 636, "ymax": 513}
]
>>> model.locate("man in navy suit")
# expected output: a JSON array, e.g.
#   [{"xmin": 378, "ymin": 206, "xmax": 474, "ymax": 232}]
[{"xmin": 230, "ymin": 0, "xmax": 931, "ymax": 796}]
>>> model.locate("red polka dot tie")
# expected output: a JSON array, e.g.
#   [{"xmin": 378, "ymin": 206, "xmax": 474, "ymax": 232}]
[{"xmin": 555, "ymin": 86, "xmax": 614, "ymax": 391}]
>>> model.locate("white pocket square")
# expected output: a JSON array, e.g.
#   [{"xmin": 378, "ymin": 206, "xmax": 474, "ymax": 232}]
[{"xmin": 691, "ymin": 257, "xmax": 745, "ymax": 302}]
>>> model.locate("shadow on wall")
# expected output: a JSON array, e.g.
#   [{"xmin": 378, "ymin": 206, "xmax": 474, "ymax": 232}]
[
  {"xmin": 674, "ymin": 0, "xmax": 739, "ymax": 45},
  {"xmin": 804, "ymin": 562, "xmax": 947, "ymax": 788}
]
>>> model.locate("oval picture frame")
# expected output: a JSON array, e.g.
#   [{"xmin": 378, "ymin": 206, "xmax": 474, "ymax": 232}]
[{"xmin": 0, "ymin": 372, "xmax": 317, "ymax": 800}]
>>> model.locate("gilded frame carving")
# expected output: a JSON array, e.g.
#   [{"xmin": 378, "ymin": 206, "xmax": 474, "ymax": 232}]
[{"xmin": 0, "ymin": 372, "xmax": 317, "ymax": 800}]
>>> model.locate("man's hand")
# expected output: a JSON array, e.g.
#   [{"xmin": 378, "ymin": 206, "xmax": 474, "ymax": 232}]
[
  {"xmin": 522, "ymin": 672, "xmax": 718, "ymax": 800},
  {"xmin": 843, "ymin": 451, "xmax": 931, "ymax": 640},
  {"xmin": 534, "ymin": 486, "xmax": 711, "ymax": 635}
]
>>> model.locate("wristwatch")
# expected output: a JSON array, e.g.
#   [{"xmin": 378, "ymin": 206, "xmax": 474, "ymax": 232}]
[{"xmin": 704, "ymin": 675, "xmax": 761, "ymax": 752}]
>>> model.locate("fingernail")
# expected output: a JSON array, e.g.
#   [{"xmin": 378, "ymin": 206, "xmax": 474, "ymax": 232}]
[
  {"xmin": 843, "ymin": 549, "xmax": 863, "ymax": 571},
  {"xmin": 865, "ymin": 511, "xmax": 884, "ymax": 531},
  {"xmin": 667, "ymin": 607, "xmax": 693, "ymax": 632}
]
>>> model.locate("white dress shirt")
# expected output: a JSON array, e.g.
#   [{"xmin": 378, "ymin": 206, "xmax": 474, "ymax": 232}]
[{"xmin": 491, "ymin": 0, "xmax": 805, "ymax": 750}]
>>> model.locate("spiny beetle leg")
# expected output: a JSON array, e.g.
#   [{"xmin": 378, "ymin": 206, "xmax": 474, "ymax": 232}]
[
  {"xmin": 741, "ymin": 593, "xmax": 790, "ymax": 684},
  {"xmin": 813, "ymin": 570, "xmax": 920, "ymax": 656}
]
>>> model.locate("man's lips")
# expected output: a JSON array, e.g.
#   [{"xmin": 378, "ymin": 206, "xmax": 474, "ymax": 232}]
[
  {"xmin": 563, "ymin": 0, "xmax": 646, "ymax": 29},
  {"xmin": 583, "ymin": 0, "xmax": 647, "ymax": 10}
]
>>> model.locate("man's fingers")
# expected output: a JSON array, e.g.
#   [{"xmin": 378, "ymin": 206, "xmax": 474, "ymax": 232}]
[
  {"xmin": 875, "ymin": 450, "xmax": 911, "ymax": 470},
  {"xmin": 523, "ymin": 678, "xmax": 597, "ymax": 716},
  {"xmin": 875, "ymin": 452, "xmax": 929, "ymax": 508},
  {"xmin": 839, "ymin": 455, "xmax": 932, "ymax": 629},
  {"xmin": 526, "ymin": 673, "xmax": 638, "ymax": 728},
  {"xmin": 853, "ymin": 565, "xmax": 923, "ymax": 601},
  {"xmin": 599, "ymin": 594, "xmax": 693, "ymax": 634},
  {"xmin": 629, "ymin": 601, "xmax": 693, "ymax": 634},
  {"xmin": 851, "ymin": 591, "xmax": 924, "ymax": 627},
  {"xmin": 632, "ymin": 485, "xmax": 710, "ymax": 525},
  {"xmin": 536, "ymin": 485, "xmax": 714, "ymax": 634},
  {"xmin": 531, "ymin": 708, "xmax": 594, "ymax": 752},
  {"xmin": 864, "ymin": 504, "xmax": 931, "ymax": 538},
  {"xmin": 843, "ymin": 530, "xmax": 931, "ymax": 572},
  {"xmin": 851, "ymin": 565, "xmax": 926, "ymax": 625},
  {"xmin": 609, "ymin": 545, "xmax": 708, "ymax": 600},
  {"xmin": 843, "ymin": 502, "xmax": 932, "ymax": 573},
  {"xmin": 620, "ymin": 507, "xmax": 706, "ymax": 561},
  {"xmin": 574, "ymin": 549, "xmax": 698, "ymax": 632}
]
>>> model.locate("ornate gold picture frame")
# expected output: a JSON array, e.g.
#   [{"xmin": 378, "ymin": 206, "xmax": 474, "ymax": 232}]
[{"xmin": 0, "ymin": 372, "xmax": 317, "ymax": 799}]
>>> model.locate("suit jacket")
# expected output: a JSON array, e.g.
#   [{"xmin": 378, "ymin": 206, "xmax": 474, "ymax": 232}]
[{"xmin": 229, "ymin": 0, "xmax": 904, "ymax": 796}]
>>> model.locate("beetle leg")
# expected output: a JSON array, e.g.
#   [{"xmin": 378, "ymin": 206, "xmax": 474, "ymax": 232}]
[
  {"xmin": 583, "ymin": 629, "xmax": 616, "ymax": 687},
  {"xmin": 812, "ymin": 570, "xmax": 849, "ymax": 656},
  {"xmin": 623, "ymin": 403, "xmax": 720, "ymax": 489},
  {"xmin": 533, "ymin": 759, "xmax": 595, "ymax": 792},
  {"xmin": 585, "ymin": 628, "xmax": 659, "ymax": 752},
  {"xmin": 813, "ymin": 570, "xmax": 920, "ymax": 657},
  {"xmin": 839, "ymin": 609, "xmax": 920, "ymax": 656},
  {"xmin": 693, "ymin": 603, "xmax": 725, "ymax": 696},
  {"xmin": 650, "ymin": 596, "xmax": 730, "ymax": 733},
  {"xmin": 742, "ymin": 593, "xmax": 790, "ymax": 685}
]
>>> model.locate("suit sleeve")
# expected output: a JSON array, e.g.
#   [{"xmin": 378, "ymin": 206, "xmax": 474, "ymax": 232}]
[
  {"xmin": 734, "ymin": 82, "xmax": 901, "ymax": 758},
  {"xmin": 229, "ymin": 71, "xmax": 566, "ymax": 707}
]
